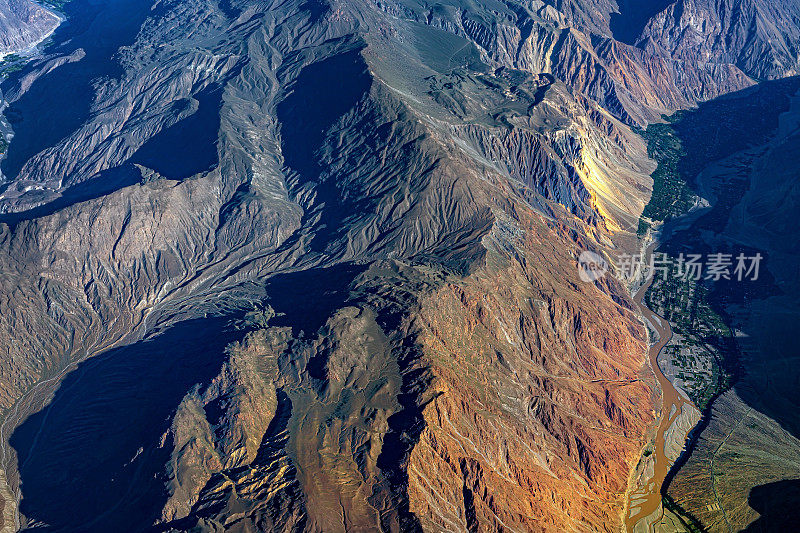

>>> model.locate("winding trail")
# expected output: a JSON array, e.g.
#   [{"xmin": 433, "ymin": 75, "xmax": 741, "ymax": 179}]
[{"xmin": 624, "ymin": 242, "xmax": 695, "ymax": 532}]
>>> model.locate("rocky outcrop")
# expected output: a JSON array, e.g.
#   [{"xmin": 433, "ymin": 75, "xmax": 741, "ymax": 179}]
[
  {"xmin": 639, "ymin": 0, "xmax": 800, "ymax": 81},
  {"xmin": 407, "ymin": 213, "xmax": 654, "ymax": 531},
  {"xmin": 370, "ymin": 0, "xmax": 800, "ymax": 128}
]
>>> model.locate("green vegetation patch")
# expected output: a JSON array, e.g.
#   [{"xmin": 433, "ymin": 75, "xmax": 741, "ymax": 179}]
[
  {"xmin": 646, "ymin": 268, "xmax": 733, "ymax": 409},
  {"xmin": 636, "ymin": 79, "xmax": 800, "ymax": 409},
  {"xmin": 39, "ymin": 0, "xmax": 68, "ymax": 10},
  {"xmin": 639, "ymin": 120, "xmax": 695, "ymax": 229},
  {"xmin": 663, "ymin": 495, "xmax": 708, "ymax": 533},
  {"xmin": 639, "ymin": 78, "xmax": 800, "ymax": 234},
  {"xmin": 0, "ymin": 53, "xmax": 26, "ymax": 77}
]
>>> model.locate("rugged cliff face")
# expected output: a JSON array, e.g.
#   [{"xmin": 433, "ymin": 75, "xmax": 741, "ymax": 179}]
[
  {"xmin": 639, "ymin": 0, "xmax": 800, "ymax": 80},
  {"xmin": 0, "ymin": 0, "xmax": 796, "ymax": 531},
  {"xmin": 0, "ymin": 0, "xmax": 58, "ymax": 58},
  {"xmin": 0, "ymin": 1, "xmax": 655, "ymax": 530},
  {"xmin": 387, "ymin": 0, "xmax": 790, "ymax": 126}
]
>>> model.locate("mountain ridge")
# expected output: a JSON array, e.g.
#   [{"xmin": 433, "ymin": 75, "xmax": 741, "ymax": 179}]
[
  {"xmin": 0, "ymin": 0, "xmax": 796, "ymax": 531},
  {"xmin": 0, "ymin": 0, "xmax": 59, "ymax": 59}
]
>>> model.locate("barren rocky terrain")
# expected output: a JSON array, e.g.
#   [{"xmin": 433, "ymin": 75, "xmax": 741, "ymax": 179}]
[
  {"xmin": 0, "ymin": 0, "xmax": 796, "ymax": 532},
  {"xmin": 0, "ymin": 0, "xmax": 58, "ymax": 59}
]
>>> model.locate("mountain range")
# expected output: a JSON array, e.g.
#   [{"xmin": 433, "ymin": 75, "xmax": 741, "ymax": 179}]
[
  {"xmin": 0, "ymin": 0, "xmax": 58, "ymax": 59},
  {"xmin": 0, "ymin": 0, "xmax": 797, "ymax": 531}
]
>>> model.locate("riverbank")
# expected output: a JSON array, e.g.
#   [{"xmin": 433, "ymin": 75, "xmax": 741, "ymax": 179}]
[
  {"xmin": 624, "ymin": 238, "xmax": 701, "ymax": 533},
  {"xmin": 664, "ymin": 81, "xmax": 800, "ymax": 530},
  {"xmin": 624, "ymin": 77, "xmax": 800, "ymax": 532},
  {"xmin": 0, "ymin": 1, "xmax": 61, "ymax": 63}
]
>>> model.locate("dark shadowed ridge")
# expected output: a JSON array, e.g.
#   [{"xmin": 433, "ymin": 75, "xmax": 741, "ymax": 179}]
[
  {"xmin": 128, "ymin": 87, "xmax": 225, "ymax": 181},
  {"xmin": 0, "ymin": 0, "xmax": 229, "ymax": 226},
  {"xmin": 0, "ymin": 165, "xmax": 140, "ymax": 227},
  {"xmin": 744, "ymin": 479, "xmax": 800, "ymax": 532},
  {"xmin": 0, "ymin": 0, "xmax": 151, "ymax": 180},
  {"xmin": 610, "ymin": 0, "xmax": 675, "ymax": 45},
  {"xmin": 276, "ymin": 46, "xmax": 374, "ymax": 251},
  {"xmin": 10, "ymin": 316, "xmax": 244, "ymax": 532}
]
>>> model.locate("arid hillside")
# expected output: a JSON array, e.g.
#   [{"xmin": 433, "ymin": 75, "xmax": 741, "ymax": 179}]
[
  {"xmin": 0, "ymin": 0, "xmax": 796, "ymax": 532},
  {"xmin": 0, "ymin": 0, "xmax": 58, "ymax": 58}
]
